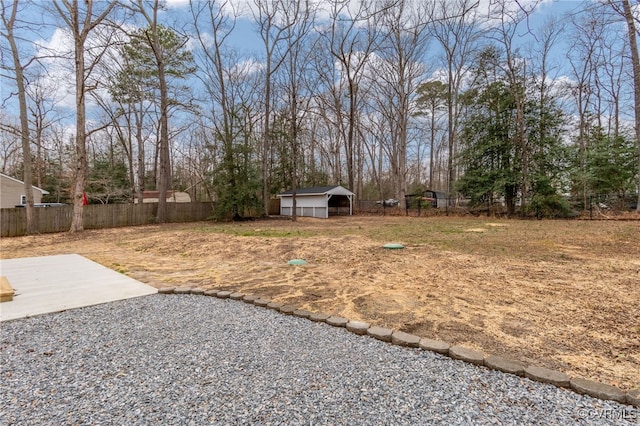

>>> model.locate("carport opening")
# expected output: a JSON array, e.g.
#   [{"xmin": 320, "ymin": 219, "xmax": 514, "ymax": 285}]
[{"xmin": 328, "ymin": 195, "xmax": 351, "ymax": 216}]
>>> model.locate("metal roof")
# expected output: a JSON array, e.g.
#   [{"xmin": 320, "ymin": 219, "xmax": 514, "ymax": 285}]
[{"xmin": 278, "ymin": 185, "xmax": 354, "ymax": 196}]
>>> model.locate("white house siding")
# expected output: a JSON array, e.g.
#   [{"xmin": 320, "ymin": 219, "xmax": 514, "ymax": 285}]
[{"xmin": 280, "ymin": 195, "xmax": 328, "ymax": 218}]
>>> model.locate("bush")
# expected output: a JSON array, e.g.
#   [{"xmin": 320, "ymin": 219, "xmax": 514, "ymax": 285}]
[{"xmin": 527, "ymin": 193, "xmax": 572, "ymax": 218}]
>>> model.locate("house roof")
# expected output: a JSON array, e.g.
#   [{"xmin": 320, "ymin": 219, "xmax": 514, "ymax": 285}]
[
  {"xmin": 0, "ymin": 173, "xmax": 49, "ymax": 194},
  {"xmin": 278, "ymin": 185, "xmax": 354, "ymax": 197}
]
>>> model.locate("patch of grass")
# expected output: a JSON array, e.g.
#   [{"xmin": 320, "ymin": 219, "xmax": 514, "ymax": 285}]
[
  {"xmin": 239, "ymin": 229, "xmax": 316, "ymax": 238},
  {"xmin": 189, "ymin": 224, "xmax": 316, "ymax": 238},
  {"xmin": 183, "ymin": 216, "xmax": 639, "ymax": 262},
  {"xmin": 112, "ymin": 262, "xmax": 128, "ymax": 273}
]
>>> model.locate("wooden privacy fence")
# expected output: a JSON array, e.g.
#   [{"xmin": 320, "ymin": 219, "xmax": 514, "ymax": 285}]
[{"xmin": 1, "ymin": 202, "xmax": 214, "ymax": 237}]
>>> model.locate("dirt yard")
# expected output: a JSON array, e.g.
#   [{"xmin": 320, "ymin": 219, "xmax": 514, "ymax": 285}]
[{"xmin": 1, "ymin": 216, "xmax": 638, "ymax": 391}]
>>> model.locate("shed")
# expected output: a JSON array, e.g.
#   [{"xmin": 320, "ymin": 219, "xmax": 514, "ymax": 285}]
[
  {"xmin": 405, "ymin": 190, "xmax": 450, "ymax": 210},
  {"xmin": 0, "ymin": 173, "xmax": 49, "ymax": 209},
  {"xmin": 277, "ymin": 185, "xmax": 354, "ymax": 219}
]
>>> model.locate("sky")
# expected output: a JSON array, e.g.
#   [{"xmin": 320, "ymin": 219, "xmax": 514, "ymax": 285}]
[
  {"xmin": 160, "ymin": 0, "xmax": 588, "ymax": 56},
  {"xmin": 0, "ymin": 0, "xmax": 632, "ymax": 122},
  {"xmin": 20, "ymin": 1, "xmax": 594, "ymax": 60}
]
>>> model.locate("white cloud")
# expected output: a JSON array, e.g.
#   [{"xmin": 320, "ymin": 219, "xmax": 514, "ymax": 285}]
[
  {"xmin": 475, "ymin": 0, "xmax": 556, "ymax": 28},
  {"xmin": 181, "ymin": 0, "xmax": 253, "ymax": 18},
  {"xmin": 32, "ymin": 25, "xmax": 130, "ymax": 113},
  {"xmin": 230, "ymin": 58, "xmax": 263, "ymax": 78},
  {"xmin": 165, "ymin": 0, "xmax": 190, "ymax": 9},
  {"xmin": 33, "ymin": 28, "xmax": 76, "ymax": 109}
]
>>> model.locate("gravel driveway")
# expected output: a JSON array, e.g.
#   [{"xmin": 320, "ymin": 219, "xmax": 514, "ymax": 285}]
[{"xmin": 1, "ymin": 294, "xmax": 636, "ymax": 425}]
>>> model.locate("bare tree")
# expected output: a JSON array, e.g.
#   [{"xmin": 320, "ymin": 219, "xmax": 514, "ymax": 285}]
[
  {"xmin": 313, "ymin": 87, "xmax": 344, "ymax": 184},
  {"xmin": 360, "ymin": 115, "xmax": 383, "ymax": 199},
  {"xmin": 567, "ymin": 8, "xmax": 605, "ymax": 209},
  {"xmin": 130, "ymin": 0, "xmax": 171, "ymax": 222},
  {"xmin": 0, "ymin": 115, "xmax": 22, "ymax": 173},
  {"xmin": 177, "ymin": 120, "xmax": 215, "ymax": 203},
  {"xmin": 614, "ymin": 0, "xmax": 640, "ymax": 212},
  {"xmin": 488, "ymin": 0, "xmax": 535, "ymax": 212},
  {"xmin": 415, "ymin": 80, "xmax": 447, "ymax": 189},
  {"xmin": 372, "ymin": 0, "xmax": 431, "ymax": 208},
  {"xmin": 279, "ymin": 0, "xmax": 317, "ymax": 221},
  {"xmin": 252, "ymin": 0, "xmax": 297, "ymax": 215},
  {"xmin": 191, "ymin": 0, "xmax": 263, "ymax": 219},
  {"xmin": 530, "ymin": 16, "xmax": 564, "ymax": 164},
  {"xmin": 430, "ymin": 0, "xmax": 482, "ymax": 201},
  {"xmin": 1, "ymin": 0, "xmax": 38, "ymax": 233},
  {"xmin": 191, "ymin": 0, "xmax": 238, "ymax": 150},
  {"xmin": 51, "ymin": 0, "xmax": 117, "ymax": 232},
  {"xmin": 96, "ymin": 31, "xmax": 151, "ymax": 204},
  {"xmin": 595, "ymin": 21, "xmax": 626, "ymax": 138},
  {"xmin": 26, "ymin": 73, "xmax": 62, "ymax": 190},
  {"xmin": 43, "ymin": 122, "xmax": 75, "ymax": 202},
  {"xmin": 324, "ymin": 0, "xmax": 379, "ymax": 197}
]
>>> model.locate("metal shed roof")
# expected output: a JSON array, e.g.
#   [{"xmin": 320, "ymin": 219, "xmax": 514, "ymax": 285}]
[{"xmin": 278, "ymin": 185, "xmax": 354, "ymax": 197}]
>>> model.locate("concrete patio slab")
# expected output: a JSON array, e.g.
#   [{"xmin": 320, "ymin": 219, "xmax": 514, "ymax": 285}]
[{"xmin": 0, "ymin": 254, "xmax": 157, "ymax": 322}]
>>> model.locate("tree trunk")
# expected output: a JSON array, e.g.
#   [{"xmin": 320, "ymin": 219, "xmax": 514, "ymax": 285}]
[
  {"xmin": 346, "ymin": 81, "xmax": 356, "ymax": 192},
  {"xmin": 136, "ymin": 108, "xmax": 145, "ymax": 204},
  {"xmin": 430, "ymin": 99, "xmax": 436, "ymax": 189},
  {"xmin": 290, "ymin": 80, "xmax": 298, "ymax": 222},
  {"xmin": 621, "ymin": 0, "xmax": 640, "ymax": 212},
  {"xmin": 70, "ymin": 35, "xmax": 87, "ymax": 233},
  {"xmin": 262, "ymin": 70, "xmax": 271, "ymax": 216},
  {"xmin": 447, "ymin": 68, "xmax": 455, "ymax": 198},
  {"xmin": 4, "ymin": 1, "xmax": 37, "ymax": 234},
  {"xmin": 53, "ymin": 0, "xmax": 115, "ymax": 232},
  {"xmin": 156, "ymin": 59, "xmax": 170, "ymax": 223}
]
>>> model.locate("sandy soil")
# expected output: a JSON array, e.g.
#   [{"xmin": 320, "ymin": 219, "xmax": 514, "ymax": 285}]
[{"xmin": 1, "ymin": 216, "xmax": 638, "ymax": 391}]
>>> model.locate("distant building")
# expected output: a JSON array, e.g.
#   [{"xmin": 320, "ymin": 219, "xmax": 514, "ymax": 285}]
[
  {"xmin": 405, "ymin": 190, "xmax": 450, "ymax": 209},
  {"xmin": 133, "ymin": 190, "xmax": 192, "ymax": 203},
  {"xmin": 277, "ymin": 185, "xmax": 354, "ymax": 218},
  {"xmin": 0, "ymin": 173, "xmax": 49, "ymax": 209}
]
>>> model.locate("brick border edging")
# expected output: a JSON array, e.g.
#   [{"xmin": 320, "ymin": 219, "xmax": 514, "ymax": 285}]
[{"xmin": 157, "ymin": 286, "xmax": 639, "ymax": 408}]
